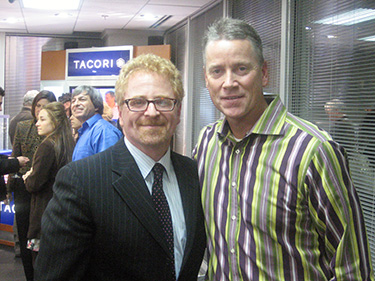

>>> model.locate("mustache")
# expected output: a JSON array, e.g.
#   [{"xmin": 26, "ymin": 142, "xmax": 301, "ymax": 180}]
[{"xmin": 138, "ymin": 120, "xmax": 165, "ymax": 126}]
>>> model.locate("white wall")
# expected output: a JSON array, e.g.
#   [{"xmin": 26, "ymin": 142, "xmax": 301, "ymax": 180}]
[{"xmin": 102, "ymin": 29, "xmax": 164, "ymax": 47}]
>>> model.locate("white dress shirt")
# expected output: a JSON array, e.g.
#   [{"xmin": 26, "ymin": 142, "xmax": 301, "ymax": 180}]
[{"xmin": 124, "ymin": 137, "xmax": 187, "ymax": 278}]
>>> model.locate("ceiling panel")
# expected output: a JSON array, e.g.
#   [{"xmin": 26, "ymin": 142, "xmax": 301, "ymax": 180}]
[
  {"xmin": 0, "ymin": 1, "xmax": 25, "ymax": 32},
  {"xmin": 0, "ymin": 0, "xmax": 216, "ymax": 35},
  {"xmin": 23, "ymin": 9, "xmax": 78, "ymax": 34}
]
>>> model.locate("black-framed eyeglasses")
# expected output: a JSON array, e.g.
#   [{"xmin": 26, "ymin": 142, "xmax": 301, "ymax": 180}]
[{"xmin": 124, "ymin": 97, "xmax": 178, "ymax": 112}]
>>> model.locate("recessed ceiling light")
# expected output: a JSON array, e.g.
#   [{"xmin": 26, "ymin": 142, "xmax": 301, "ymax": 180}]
[
  {"xmin": 54, "ymin": 12, "xmax": 74, "ymax": 18},
  {"xmin": 140, "ymin": 14, "xmax": 159, "ymax": 20},
  {"xmin": 21, "ymin": 0, "xmax": 81, "ymax": 10},
  {"xmin": 315, "ymin": 8, "xmax": 375, "ymax": 26},
  {"xmin": 2, "ymin": 17, "xmax": 20, "ymax": 23}
]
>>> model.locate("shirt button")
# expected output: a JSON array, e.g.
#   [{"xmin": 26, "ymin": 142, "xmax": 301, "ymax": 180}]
[
  {"xmin": 231, "ymin": 182, "xmax": 236, "ymax": 187},
  {"xmin": 235, "ymin": 149, "xmax": 240, "ymax": 154},
  {"xmin": 231, "ymin": 215, "xmax": 236, "ymax": 220},
  {"xmin": 230, "ymin": 248, "xmax": 235, "ymax": 254}
]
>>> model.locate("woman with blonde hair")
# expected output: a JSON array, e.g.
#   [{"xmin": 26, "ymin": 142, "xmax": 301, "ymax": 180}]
[{"xmin": 23, "ymin": 102, "xmax": 75, "ymax": 264}]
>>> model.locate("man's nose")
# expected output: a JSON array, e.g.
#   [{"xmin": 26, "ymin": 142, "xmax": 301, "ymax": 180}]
[
  {"xmin": 222, "ymin": 70, "xmax": 236, "ymax": 88},
  {"xmin": 71, "ymin": 99, "xmax": 80, "ymax": 107},
  {"xmin": 144, "ymin": 102, "xmax": 160, "ymax": 116}
]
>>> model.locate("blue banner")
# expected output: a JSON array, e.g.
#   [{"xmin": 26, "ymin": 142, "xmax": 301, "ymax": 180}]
[
  {"xmin": 0, "ymin": 199, "xmax": 15, "ymax": 226},
  {"xmin": 68, "ymin": 49, "xmax": 131, "ymax": 77}
]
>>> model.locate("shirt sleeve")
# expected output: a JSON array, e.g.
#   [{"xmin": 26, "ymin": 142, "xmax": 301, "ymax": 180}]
[
  {"xmin": 25, "ymin": 141, "xmax": 56, "ymax": 193},
  {"xmin": 0, "ymin": 157, "xmax": 20, "ymax": 175},
  {"xmin": 11, "ymin": 123, "xmax": 22, "ymax": 158},
  {"xmin": 306, "ymin": 140, "xmax": 373, "ymax": 280},
  {"xmin": 7, "ymin": 125, "xmax": 23, "ymax": 192},
  {"xmin": 92, "ymin": 124, "xmax": 121, "ymax": 154}
]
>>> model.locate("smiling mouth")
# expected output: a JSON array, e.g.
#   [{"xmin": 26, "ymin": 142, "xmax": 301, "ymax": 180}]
[
  {"xmin": 223, "ymin": 95, "xmax": 242, "ymax": 100},
  {"xmin": 142, "ymin": 123, "xmax": 163, "ymax": 127}
]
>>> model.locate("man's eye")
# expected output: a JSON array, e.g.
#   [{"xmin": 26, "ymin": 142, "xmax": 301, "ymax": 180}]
[
  {"xmin": 236, "ymin": 66, "xmax": 249, "ymax": 75},
  {"xmin": 156, "ymin": 99, "xmax": 169, "ymax": 106},
  {"xmin": 209, "ymin": 69, "xmax": 222, "ymax": 77},
  {"xmin": 131, "ymin": 99, "xmax": 145, "ymax": 106}
]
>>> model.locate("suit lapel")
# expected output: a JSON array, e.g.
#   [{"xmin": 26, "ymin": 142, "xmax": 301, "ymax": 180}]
[
  {"xmin": 110, "ymin": 141, "xmax": 172, "ymax": 258},
  {"xmin": 171, "ymin": 152, "xmax": 199, "ymax": 269}
]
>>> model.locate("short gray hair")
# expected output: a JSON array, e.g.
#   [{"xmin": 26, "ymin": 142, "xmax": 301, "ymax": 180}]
[
  {"xmin": 72, "ymin": 85, "xmax": 103, "ymax": 115},
  {"xmin": 23, "ymin": 90, "xmax": 39, "ymax": 106},
  {"xmin": 202, "ymin": 18, "xmax": 264, "ymax": 66}
]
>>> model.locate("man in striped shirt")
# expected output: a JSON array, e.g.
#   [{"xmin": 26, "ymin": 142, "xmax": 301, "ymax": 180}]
[{"xmin": 193, "ymin": 18, "xmax": 373, "ymax": 280}]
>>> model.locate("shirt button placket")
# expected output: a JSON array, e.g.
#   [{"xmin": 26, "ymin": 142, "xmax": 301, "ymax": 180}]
[{"xmin": 229, "ymin": 145, "xmax": 241, "ymax": 278}]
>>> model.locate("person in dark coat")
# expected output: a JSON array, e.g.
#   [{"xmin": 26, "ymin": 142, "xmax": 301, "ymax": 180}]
[
  {"xmin": 7, "ymin": 90, "xmax": 56, "ymax": 281},
  {"xmin": 0, "ymin": 86, "xmax": 29, "ymax": 200},
  {"xmin": 9, "ymin": 90, "xmax": 39, "ymax": 145},
  {"xmin": 0, "ymin": 156, "xmax": 29, "ymax": 200},
  {"xmin": 23, "ymin": 102, "xmax": 75, "ymax": 265}
]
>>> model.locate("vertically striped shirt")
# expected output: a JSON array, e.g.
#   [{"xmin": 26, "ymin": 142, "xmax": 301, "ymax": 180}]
[{"xmin": 193, "ymin": 96, "xmax": 373, "ymax": 281}]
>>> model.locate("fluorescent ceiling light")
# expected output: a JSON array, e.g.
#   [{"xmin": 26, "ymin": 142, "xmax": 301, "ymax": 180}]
[
  {"xmin": 315, "ymin": 8, "xmax": 375, "ymax": 26},
  {"xmin": 359, "ymin": 35, "xmax": 375, "ymax": 42},
  {"xmin": 21, "ymin": 0, "xmax": 81, "ymax": 10}
]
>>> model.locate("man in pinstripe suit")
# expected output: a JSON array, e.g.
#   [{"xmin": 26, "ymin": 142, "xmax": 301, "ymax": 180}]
[{"xmin": 34, "ymin": 54, "xmax": 206, "ymax": 281}]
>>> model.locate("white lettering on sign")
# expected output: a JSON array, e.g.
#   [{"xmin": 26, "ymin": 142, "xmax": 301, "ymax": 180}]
[
  {"xmin": 0, "ymin": 201, "xmax": 15, "ymax": 213},
  {"xmin": 87, "ymin": 60, "xmax": 94, "ymax": 68},
  {"xmin": 73, "ymin": 60, "xmax": 80, "ymax": 69},
  {"xmin": 80, "ymin": 60, "xmax": 86, "ymax": 69},
  {"xmin": 73, "ymin": 59, "xmax": 115, "ymax": 70}
]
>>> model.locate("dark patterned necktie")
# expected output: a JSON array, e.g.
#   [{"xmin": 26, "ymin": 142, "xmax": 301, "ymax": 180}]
[{"xmin": 152, "ymin": 163, "xmax": 176, "ymax": 280}]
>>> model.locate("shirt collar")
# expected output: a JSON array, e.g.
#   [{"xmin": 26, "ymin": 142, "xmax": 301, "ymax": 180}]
[
  {"xmin": 85, "ymin": 113, "xmax": 101, "ymax": 127},
  {"xmin": 124, "ymin": 137, "xmax": 172, "ymax": 180},
  {"xmin": 78, "ymin": 113, "xmax": 101, "ymax": 133},
  {"xmin": 218, "ymin": 95, "xmax": 286, "ymax": 140}
]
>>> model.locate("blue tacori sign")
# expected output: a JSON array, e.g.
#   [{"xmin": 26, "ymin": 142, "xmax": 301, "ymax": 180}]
[
  {"xmin": 0, "ymin": 198, "xmax": 15, "ymax": 226},
  {"xmin": 67, "ymin": 46, "xmax": 133, "ymax": 78}
]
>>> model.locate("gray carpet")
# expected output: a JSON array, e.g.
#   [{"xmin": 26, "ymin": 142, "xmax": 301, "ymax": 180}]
[{"xmin": 0, "ymin": 244, "xmax": 26, "ymax": 281}]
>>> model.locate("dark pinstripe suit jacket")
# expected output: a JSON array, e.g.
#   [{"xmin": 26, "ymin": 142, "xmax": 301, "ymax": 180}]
[{"xmin": 34, "ymin": 140, "xmax": 206, "ymax": 281}]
